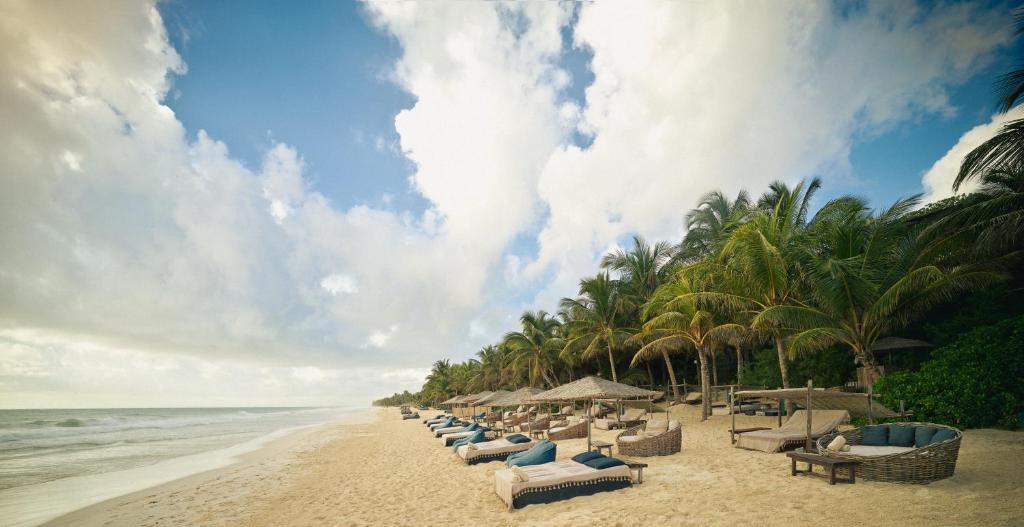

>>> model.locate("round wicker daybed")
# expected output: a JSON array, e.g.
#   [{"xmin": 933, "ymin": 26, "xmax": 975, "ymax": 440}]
[
  {"xmin": 816, "ymin": 422, "xmax": 962, "ymax": 484},
  {"xmin": 616, "ymin": 420, "xmax": 681, "ymax": 457}
]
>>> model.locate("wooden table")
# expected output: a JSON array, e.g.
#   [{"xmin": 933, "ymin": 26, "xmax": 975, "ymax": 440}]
[
  {"xmin": 786, "ymin": 452, "xmax": 859, "ymax": 485},
  {"xmin": 530, "ymin": 429, "xmax": 546, "ymax": 439},
  {"xmin": 591, "ymin": 440, "xmax": 613, "ymax": 457},
  {"xmin": 622, "ymin": 460, "xmax": 648, "ymax": 483}
]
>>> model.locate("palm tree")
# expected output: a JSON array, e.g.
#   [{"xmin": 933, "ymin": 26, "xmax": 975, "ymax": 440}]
[
  {"xmin": 600, "ymin": 235, "xmax": 677, "ymax": 301},
  {"xmin": 754, "ymin": 196, "xmax": 1003, "ymax": 377},
  {"xmin": 629, "ymin": 279, "xmax": 743, "ymax": 420},
  {"xmin": 559, "ymin": 273, "xmax": 635, "ymax": 383},
  {"xmin": 956, "ymin": 11, "xmax": 1024, "ymax": 197},
  {"xmin": 691, "ymin": 178, "xmax": 822, "ymax": 389},
  {"xmin": 680, "ymin": 190, "xmax": 751, "ymax": 262},
  {"xmin": 502, "ymin": 310, "xmax": 564, "ymax": 388},
  {"xmin": 472, "ymin": 345, "xmax": 504, "ymax": 391},
  {"xmin": 995, "ymin": 9, "xmax": 1024, "ymax": 113}
]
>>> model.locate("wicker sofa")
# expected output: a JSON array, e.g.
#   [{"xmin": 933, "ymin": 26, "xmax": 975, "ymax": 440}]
[
  {"xmin": 547, "ymin": 417, "xmax": 589, "ymax": 440},
  {"xmin": 522, "ymin": 414, "xmax": 551, "ymax": 433},
  {"xmin": 816, "ymin": 422, "xmax": 962, "ymax": 484},
  {"xmin": 616, "ymin": 420, "xmax": 681, "ymax": 456}
]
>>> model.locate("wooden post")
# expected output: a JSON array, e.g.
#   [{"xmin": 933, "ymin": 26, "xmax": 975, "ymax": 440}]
[
  {"xmin": 778, "ymin": 399, "xmax": 783, "ymax": 427},
  {"xmin": 867, "ymin": 385, "xmax": 874, "ymax": 425},
  {"xmin": 899, "ymin": 400, "xmax": 905, "ymax": 421},
  {"xmin": 730, "ymin": 387, "xmax": 736, "ymax": 445},
  {"xmin": 586, "ymin": 399, "xmax": 593, "ymax": 451},
  {"xmin": 805, "ymin": 380, "xmax": 813, "ymax": 452}
]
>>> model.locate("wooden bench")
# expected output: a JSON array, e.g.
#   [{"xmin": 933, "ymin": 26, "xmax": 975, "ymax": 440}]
[{"xmin": 786, "ymin": 452, "xmax": 859, "ymax": 485}]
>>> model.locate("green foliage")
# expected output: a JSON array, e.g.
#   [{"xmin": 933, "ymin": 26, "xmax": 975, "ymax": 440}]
[
  {"xmin": 874, "ymin": 315, "xmax": 1024, "ymax": 429},
  {"xmin": 741, "ymin": 346, "xmax": 854, "ymax": 389},
  {"xmin": 372, "ymin": 390, "xmax": 417, "ymax": 407}
]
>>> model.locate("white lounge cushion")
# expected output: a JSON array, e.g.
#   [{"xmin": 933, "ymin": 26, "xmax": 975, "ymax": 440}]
[{"xmin": 845, "ymin": 445, "xmax": 915, "ymax": 457}]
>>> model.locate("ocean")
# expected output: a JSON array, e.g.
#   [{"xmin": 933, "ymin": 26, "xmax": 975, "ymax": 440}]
[{"xmin": 0, "ymin": 406, "xmax": 363, "ymax": 526}]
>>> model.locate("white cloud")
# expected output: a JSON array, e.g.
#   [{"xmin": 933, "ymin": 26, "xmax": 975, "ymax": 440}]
[
  {"xmin": 921, "ymin": 106, "xmax": 1024, "ymax": 203},
  {"xmin": 521, "ymin": 1, "xmax": 1009, "ymax": 306},
  {"xmin": 0, "ymin": 0, "xmax": 1012, "ymax": 407},
  {"xmin": 320, "ymin": 273, "xmax": 358, "ymax": 295}
]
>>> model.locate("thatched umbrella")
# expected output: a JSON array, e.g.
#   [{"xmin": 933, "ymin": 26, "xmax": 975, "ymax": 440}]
[
  {"xmin": 491, "ymin": 387, "xmax": 545, "ymax": 408},
  {"xmin": 473, "ymin": 390, "xmax": 510, "ymax": 407},
  {"xmin": 530, "ymin": 376, "xmax": 660, "ymax": 450},
  {"xmin": 472, "ymin": 390, "xmax": 509, "ymax": 422},
  {"xmin": 489, "ymin": 387, "xmax": 545, "ymax": 430},
  {"xmin": 463, "ymin": 391, "xmax": 494, "ymax": 420}
]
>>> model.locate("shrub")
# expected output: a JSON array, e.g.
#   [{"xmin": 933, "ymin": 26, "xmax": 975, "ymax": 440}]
[{"xmin": 874, "ymin": 315, "xmax": 1024, "ymax": 429}]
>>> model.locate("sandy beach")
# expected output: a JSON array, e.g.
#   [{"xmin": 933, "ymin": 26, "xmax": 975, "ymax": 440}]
[{"xmin": 45, "ymin": 406, "xmax": 1023, "ymax": 526}]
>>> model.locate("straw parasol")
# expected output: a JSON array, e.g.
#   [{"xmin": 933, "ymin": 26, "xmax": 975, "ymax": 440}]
[
  {"xmin": 530, "ymin": 376, "xmax": 661, "ymax": 450},
  {"xmin": 491, "ymin": 387, "xmax": 545, "ymax": 407},
  {"xmin": 473, "ymin": 390, "xmax": 510, "ymax": 407}
]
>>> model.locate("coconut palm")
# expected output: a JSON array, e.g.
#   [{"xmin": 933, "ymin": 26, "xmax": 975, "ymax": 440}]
[
  {"xmin": 559, "ymin": 273, "xmax": 635, "ymax": 383},
  {"xmin": 689, "ymin": 178, "xmax": 822, "ymax": 388},
  {"xmin": 680, "ymin": 190, "xmax": 752, "ymax": 262},
  {"xmin": 754, "ymin": 196, "xmax": 1004, "ymax": 378},
  {"xmin": 502, "ymin": 310, "xmax": 564, "ymax": 388},
  {"xmin": 629, "ymin": 279, "xmax": 743, "ymax": 420},
  {"xmin": 600, "ymin": 235, "xmax": 677, "ymax": 301}
]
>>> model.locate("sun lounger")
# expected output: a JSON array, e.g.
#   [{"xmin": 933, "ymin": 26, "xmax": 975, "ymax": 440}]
[
  {"xmin": 735, "ymin": 410, "xmax": 850, "ymax": 453},
  {"xmin": 547, "ymin": 417, "xmax": 588, "ymax": 440},
  {"xmin": 457, "ymin": 435, "xmax": 535, "ymax": 465},
  {"xmin": 493, "ymin": 453, "xmax": 633, "ymax": 510},
  {"xmin": 595, "ymin": 408, "xmax": 647, "ymax": 430},
  {"xmin": 441, "ymin": 427, "xmax": 496, "ymax": 446}
]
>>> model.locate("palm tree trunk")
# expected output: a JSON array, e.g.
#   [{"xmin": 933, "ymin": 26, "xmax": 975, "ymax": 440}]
[
  {"xmin": 606, "ymin": 342, "xmax": 618, "ymax": 383},
  {"xmin": 662, "ymin": 350, "xmax": 680, "ymax": 402},
  {"xmin": 735, "ymin": 345, "xmax": 744, "ymax": 385},
  {"xmin": 774, "ymin": 334, "xmax": 791, "ymax": 388},
  {"xmin": 698, "ymin": 346, "xmax": 712, "ymax": 421},
  {"xmin": 539, "ymin": 365, "xmax": 557, "ymax": 388},
  {"xmin": 854, "ymin": 345, "xmax": 883, "ymax": 381},
  {"xmin": 711, "ymin": 349, "xmax": 719, "ymax": 386},
  {"xmin": 645, "ymin": 361, "xmax": 655, "ymax": 389}
]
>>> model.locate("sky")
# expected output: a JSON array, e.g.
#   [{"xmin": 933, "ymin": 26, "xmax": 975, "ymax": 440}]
[{"xmin": 0, "ymin": 0, "xmax": 1019, "ymax": 408}]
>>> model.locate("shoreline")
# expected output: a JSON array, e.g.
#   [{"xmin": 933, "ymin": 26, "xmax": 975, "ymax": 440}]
[
  {"xmin": 37, "ymin": 406, "xmax": 1024, "ymax": 526},
  {"xmin": 10, "ymin": 408, "xmax": 378, "ymax": 527}
]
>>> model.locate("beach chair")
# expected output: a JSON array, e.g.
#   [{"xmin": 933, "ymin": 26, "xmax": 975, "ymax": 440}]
[
  {"xmin": 457, "ymin": 434, "xmax": 535, "ymax": 465},
  {"xmin": 616, "ymin": 419, "xmax": 681, "ymax": 456},
  {"xmin": 546, "ymin": 417, "xmax": 589, "ymax": 441},
  {"xmin": 595, "ymin": 408, "xmax": 647, "ymax": 430},
  {"xmin": 734, "ymin": 410, "xmax": 850, "ymax": 453},
  {"xmin": 493, "ymin": 452, "xmax": 634, "ymax": 510}
]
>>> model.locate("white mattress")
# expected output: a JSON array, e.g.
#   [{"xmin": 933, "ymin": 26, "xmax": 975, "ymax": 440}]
[
  {"xmin": 845, "ymin": 445, "xmax": 916, "ymax": 457},
  {"xmin": 493, "ymin": 460, "xmax": 632, "ymax": 508}
]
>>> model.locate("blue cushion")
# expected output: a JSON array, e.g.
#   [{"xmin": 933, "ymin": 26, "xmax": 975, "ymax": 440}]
[
  {"xmin": 451, "ymin": 430, "xmax": 486, "ymax": 451},
  {"xmin": 861, "ymin": 425, "xmax": 889, "ymax": 446},
  {"xmin": 888, "ymin": 425, "xmax": 915, "ymax": 447},
  {"xmin": 571, "ymin": 451, "xmax": 604, "ymax": 464},
  {"xmin": 506, "ymin": 440, "xmax": 556, "ymax": 467},
  {"xmin": 464, "ymin": 422, "xmax": 479, "ymax": 432},
  {"xmin": 583, "ymin": 456, "xmax": 626, "ymax": 470},
  {"xmin": 929, "ymin": 428, "xmax": 956, "ymax": 445},
  {"xmin": 914, "ymin": 426, "xmax": 938, "ymax": 448},
  {"xmin": 505, "ymin": 434, "xmax": 530, "ymax": 444}
]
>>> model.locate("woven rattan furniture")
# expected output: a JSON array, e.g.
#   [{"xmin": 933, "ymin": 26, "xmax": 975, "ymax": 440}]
[
  {"xmin": 547, "ymin": 418, "xmax": 589, "ymax": 440},
  {"xmin": 616, "ymin": 422, "xmax": 681, "ymax": 457},
  {"xmin": 523, "ymin": 415, "xmax": 551, "ymax": 434},
  {"xmin": 815, "ymin": 422, "xmax": 962, "ymax": 484}
]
